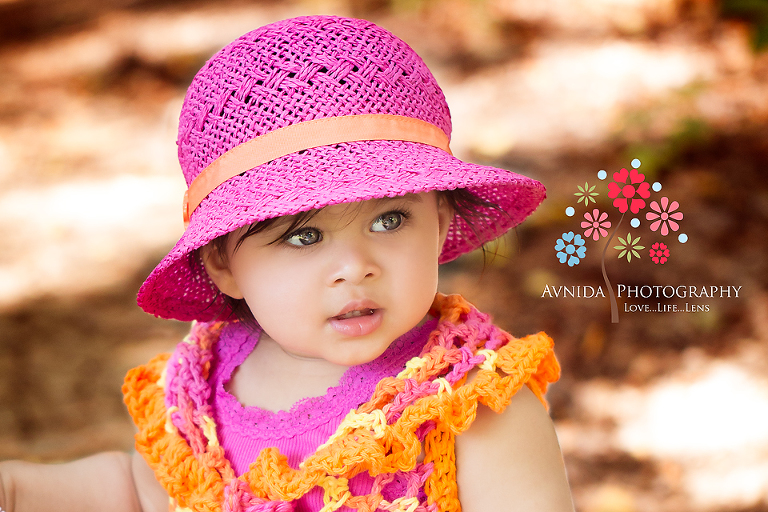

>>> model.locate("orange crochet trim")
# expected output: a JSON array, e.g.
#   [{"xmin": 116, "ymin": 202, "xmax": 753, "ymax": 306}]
[{"xmin": 123, "ymin": 294, "xmax": 560, "ymax": 512}]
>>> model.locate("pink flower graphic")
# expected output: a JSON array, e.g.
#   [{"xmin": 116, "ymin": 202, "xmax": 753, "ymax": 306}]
[
  {"xmin": 649, "ymin": 242, "xmax": 670, "ymax": 264},
  {"xmin": 581, "ymin": 209, "xmax": 612, "ymax": 241},
  {"xmin": 608, "ymin": 168, "xmax": 651, "ymax": 214},
  {"xmin": 646, "ymin": 197, "xmax": 683, "ymax": 236}
]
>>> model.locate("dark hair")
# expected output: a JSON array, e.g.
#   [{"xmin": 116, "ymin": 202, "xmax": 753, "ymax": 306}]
[{"xmin": 200, "ymin": 188, "xmax": 506, "ymax": 324}]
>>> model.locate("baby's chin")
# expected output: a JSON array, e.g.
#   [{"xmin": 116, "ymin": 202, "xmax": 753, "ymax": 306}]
[{"xmin": 323, "ymin": 345, "xmax": 392, "ymax": 368}]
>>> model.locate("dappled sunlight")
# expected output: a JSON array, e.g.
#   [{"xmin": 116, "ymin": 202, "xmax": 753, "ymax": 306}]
[
  {"xmin": 491, "ymin": 0, "xmax": 679, "ymax": 34},
  {"xmin": 618, "ymin": 362, "xmax": 768, "ymax": 457},
  {"xmin": 447, "ymin": 39, "xmax": 720, "ymax": 156},
  {"xmin": 2, "ymin": 4, "xmax": 313, "ymax": 82},
  {"xmin": 563, "ymin": 345, "xmax": 768, "ymax": 510},
  {"xmin": 686, "ymin": 460, "xmax": 768, "ymax": 509},
  {"xmin": 1, "ymin": 1, "xmax": 767, "ymax": 510},
  {"xmin": 0, "ymin": 175, "xmax": 183, "ymax": 308}
]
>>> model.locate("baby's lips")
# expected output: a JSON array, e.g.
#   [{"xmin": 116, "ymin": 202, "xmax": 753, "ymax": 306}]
[
  {"xmin": 332, "ymin": 299, "xmax": 381, "ymax": 319},
  {"xmin": 328, "ymin": 309, "xmax": 383, "ymax": 337},
  {"xmin": 333, "ymin": 308, "xmax": 375, "ymax": 320}
]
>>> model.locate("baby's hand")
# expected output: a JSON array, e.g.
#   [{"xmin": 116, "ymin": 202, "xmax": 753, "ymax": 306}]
[{"xmin": 0, "ymin": 451, "xmax": 166, "ymax": 512}]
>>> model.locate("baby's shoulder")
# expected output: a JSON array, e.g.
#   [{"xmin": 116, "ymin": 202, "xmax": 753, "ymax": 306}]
[{"xmin": 455, "ymin": 385, "xmax": 574, "ymax": 512}]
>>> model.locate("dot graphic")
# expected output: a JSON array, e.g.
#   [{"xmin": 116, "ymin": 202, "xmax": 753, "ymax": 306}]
[
  {"xmin": 652, "ymin": 182, "xmax": 662, "ymax": 192},
  {"xmin": 678, "ymin": 233, "xmax": 688, "ymax": 243},
  {"xmin": 630, "ymin": 218, "xmax": 640, "ymax": 228},
  {"xmin": 597, "ymin": 170, "xmax": 607, "ymax": 180},
  {"xmin": 565, "ymin": 207, "xmax": 575, "ymax": 217},
  {"xmin": 631, "ymin": 158, "xmax": 641, "ymax": 168}
]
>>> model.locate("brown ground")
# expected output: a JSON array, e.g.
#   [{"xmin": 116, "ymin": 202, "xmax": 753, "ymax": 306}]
[{"xmin": 1, "ymin": 1, "xmax": 768, "ymax": 511}]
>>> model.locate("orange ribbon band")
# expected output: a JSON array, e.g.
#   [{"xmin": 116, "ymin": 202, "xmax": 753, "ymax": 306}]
[{"xmin": 182, "ymin": 114, "xmax": 452, "ymax": 227}]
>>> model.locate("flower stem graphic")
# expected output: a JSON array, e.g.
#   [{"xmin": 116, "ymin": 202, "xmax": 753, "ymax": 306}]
[{"xmin": 601, "ymin": 212, "xmax": 625, "ymax": 323}]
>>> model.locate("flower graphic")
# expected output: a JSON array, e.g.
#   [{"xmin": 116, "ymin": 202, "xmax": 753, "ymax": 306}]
[
  {"xmin": 614, "ymin": 233, "xmax": 644, "ymax": 262},
  {"xmin": 650, "ymin": 242, "xmax": 670, "ymax": 264},
  {"xmin": 575, "ymin": 182, "xmax": 599, "ymax": 205},
  {"xmin": 608, "ymin": 168, "xmax": 651, "ymax": 214},
  {"xmin": 558, "ymin": 160, "xmax": 692, "ymax": 323},
  {"xmin": 646, "ymin": 197, "xmax": 683, "ymax": 236},
  {"xmin": 581, "ymin": 209, "xmax": 611, "ymax": 241},
  {"xmin": 555, "ymin": 231, "xmax": 587, "ymax": 267}
]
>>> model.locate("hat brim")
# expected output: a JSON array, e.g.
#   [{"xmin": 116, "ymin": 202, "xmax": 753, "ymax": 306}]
[{"xmin": 138, "ymin": 140, "xmax": 545, "ymax": 321}]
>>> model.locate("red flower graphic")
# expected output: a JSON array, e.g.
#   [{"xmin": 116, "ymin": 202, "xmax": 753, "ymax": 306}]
[
  {"xmin": 649, "ymin": 242, "xmax": 670, "ymax": 264},
  {"xmin": 581, "ymin": 209, "xmax": 611, "ymax": 241},
  {"xmin": 646, "ymin": 197, "xmax": 683, "ymax": 236},
  {"xmin": 608, "ymin": 168, "xmax": 651, "ymax": 214}
]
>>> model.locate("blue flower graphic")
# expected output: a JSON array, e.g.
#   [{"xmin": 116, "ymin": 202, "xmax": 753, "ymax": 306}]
[{"xmin": 555, "ymin": 231, "xmax": 587, "ymax": 266}]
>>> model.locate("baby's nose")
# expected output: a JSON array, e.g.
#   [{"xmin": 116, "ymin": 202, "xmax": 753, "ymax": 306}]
[{"xmin": 327, "ymin": 243, "xmax": 381, "ymax": 286}]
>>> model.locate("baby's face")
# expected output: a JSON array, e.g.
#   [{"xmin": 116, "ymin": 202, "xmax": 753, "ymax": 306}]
[{"xmin": 205, "ymin": 192, "xmax": 453, "ymax": 367}]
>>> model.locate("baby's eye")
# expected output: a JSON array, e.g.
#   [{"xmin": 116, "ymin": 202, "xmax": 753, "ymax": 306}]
[
  {"xmin": 371, "ymin": 211, "xmax": 404, "ymax": 232},
  {"xmin": 285, "ymin": 228, "xmax": 322, "ymax": 246}
]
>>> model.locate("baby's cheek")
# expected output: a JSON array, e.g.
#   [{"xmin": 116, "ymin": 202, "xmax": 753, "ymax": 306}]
[{"xmin": 401, "ymin": 253, "xmax": 439, "ymax": 306}]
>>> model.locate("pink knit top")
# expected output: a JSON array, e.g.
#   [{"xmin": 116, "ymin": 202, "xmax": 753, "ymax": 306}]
[{"xmin": 207, "ymin": 320, "xmax": 438, "ymax": 511}]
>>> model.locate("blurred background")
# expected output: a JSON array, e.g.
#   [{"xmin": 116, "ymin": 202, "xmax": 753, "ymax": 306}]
[{"xmin": 1, "ymin": 0, "xmax": 767, "ymax": 510}]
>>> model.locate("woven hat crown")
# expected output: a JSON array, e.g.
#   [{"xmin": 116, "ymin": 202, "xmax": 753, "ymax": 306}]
[{"xmin": 178, "ymin": 15, "xmax": 452, "ymax": 186}]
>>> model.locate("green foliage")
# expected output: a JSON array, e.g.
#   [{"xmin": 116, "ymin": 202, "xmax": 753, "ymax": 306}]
[
  {"xmin": 722, "ymin": 0, "xmax": 768, "ymax": 51},
  {"xmin": 625, "ymin": 117, "xmax": 713, "ymax": 179}
]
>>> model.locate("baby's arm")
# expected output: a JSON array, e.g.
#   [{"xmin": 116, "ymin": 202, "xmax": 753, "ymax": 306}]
[
  {"xmin": 455, "ymin": 385, "xmax": 575, "ymax": 512},
  {"xmin": 0, "ymin": 451, "xmax": 167, "ymax": 512}
]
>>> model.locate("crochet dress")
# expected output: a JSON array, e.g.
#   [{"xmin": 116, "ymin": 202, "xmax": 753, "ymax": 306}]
[{"xmin": 123, "ymin": 294, "xmax": 560, "ymax": 512}]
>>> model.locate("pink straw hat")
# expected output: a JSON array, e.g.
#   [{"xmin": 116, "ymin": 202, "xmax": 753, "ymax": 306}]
[{"xmin": 138, "ymin": 15, "xmax": 546, "ymax": 321}]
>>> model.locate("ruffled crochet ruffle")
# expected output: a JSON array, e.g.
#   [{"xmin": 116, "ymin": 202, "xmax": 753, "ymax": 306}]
[{"xmin": 123, "ymin": 294, "xmax": 559, "ymax": 512}]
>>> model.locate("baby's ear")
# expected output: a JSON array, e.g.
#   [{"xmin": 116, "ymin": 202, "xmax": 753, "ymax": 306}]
[
  {"xmin": 437, "ymin": 194, "xmax": 454, "ymax": 253},
  {"xmin": 200, "ymin": 244, "xmax": 244, "ymax": 299}
]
